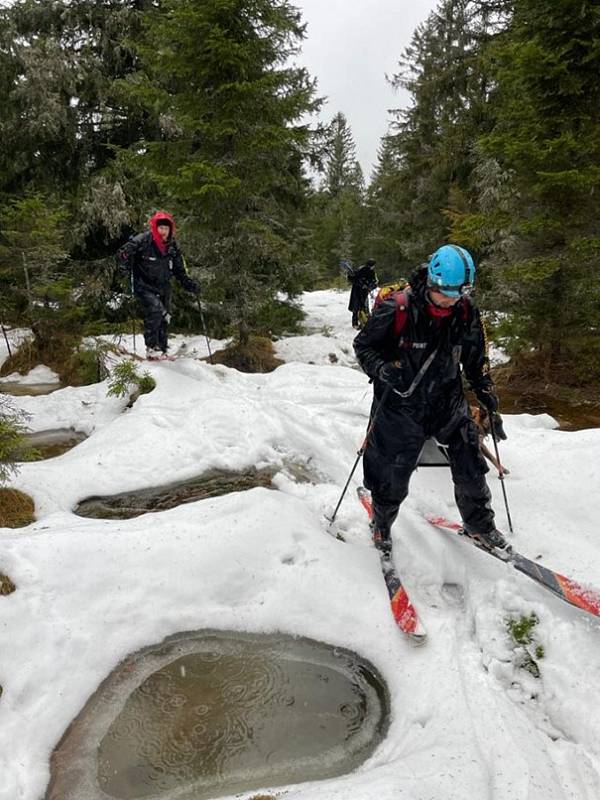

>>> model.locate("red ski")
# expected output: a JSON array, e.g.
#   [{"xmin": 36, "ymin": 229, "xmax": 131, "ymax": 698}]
[
  {"xmin": 357, "ymin": 487, "xmax": 427, "ymax": 644},
  {"xmin": 426, "ymin": 515, "xmax": 600, "ymax": 620}
]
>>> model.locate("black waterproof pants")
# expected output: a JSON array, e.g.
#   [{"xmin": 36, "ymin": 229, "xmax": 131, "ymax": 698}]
[
  {"xmin": 349, "ymin": 285, "xmax": 369, "ymax": 327},
  {"xmin": 135, "ymin": 287, "xmax": 171, "ymax": 351},
  {"xmin": 363, "ymin": 399, "xmax": 495, "ymax": 538}
]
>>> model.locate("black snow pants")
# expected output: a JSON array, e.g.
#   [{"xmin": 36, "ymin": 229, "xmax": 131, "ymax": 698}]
[
  {"xmin": 135, "ymin": 286, "xmax": 171, "ymax": 352},
  {"xmin": 363, "ymin": 395, "xmax": 495, "ymax": 538}
]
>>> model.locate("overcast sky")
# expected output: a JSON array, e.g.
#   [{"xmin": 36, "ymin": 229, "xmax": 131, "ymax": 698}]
[
  {"xmin": 0, "ymin": 0, "xmax": 440, "ymax": 180},
  {"xmin": 293, "ymin": 0, "xmax": 440, "ymax": 180}
]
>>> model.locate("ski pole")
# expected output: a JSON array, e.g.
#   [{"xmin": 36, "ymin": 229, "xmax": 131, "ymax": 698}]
[
  {"xmin": 196, "ymin": 296, "xmax": 213, "ymax": 364},
  {"xmin": 1, "ymin": 319, "xmax": 12, "ymax": 359},
  {"xmin": 328, "ymin": 383, "xmax": 392, "ymax": 527},
  {"xmin": 490, "ymin": 419, "xmax": 514, "ymax": 534},
  {"xmin": 130, "ymin": 270, "xmax": 136, "ymax": 355}
]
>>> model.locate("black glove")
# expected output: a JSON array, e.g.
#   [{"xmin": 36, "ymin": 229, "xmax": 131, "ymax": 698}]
[
  {"xmin": 477, "ymin": 388, "xmax": 499, "ymax": 413},
  {"xmin": 378, "ymin": 361, "xmax": 405, "ymax": 387},
  {"xmin": 115, "ymin": 251, "xmax": 131, "ymax": 273},
  {"xmin": 490, "ymin": 412, "xmax": 507, "ymax": 441}
]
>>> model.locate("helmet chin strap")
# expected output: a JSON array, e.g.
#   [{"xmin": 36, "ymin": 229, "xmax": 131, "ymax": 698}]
[
  {"xmin": 426, "ymin": 288, "xmax": 456, "ymax": 308},
  {"xmin": 426, "ymin": 291, "xmax": 454, "ymax": 318}
]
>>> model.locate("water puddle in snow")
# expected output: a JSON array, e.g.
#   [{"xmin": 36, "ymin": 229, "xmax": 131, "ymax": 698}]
[
  {"xmin": 73, "ymin": 464, "xmax": 316, "ymax": 519},
  {"xmin": 496, "ymin": 388, "xmax": 600, "ymax": 431},
  {"xmin": 0, "ymin": 381, "xmax": 63, "ymax": 396},
  {"xmin": 23, "ymin": 429, "xmax": 87, "ymax": 460},
  {"xmin": 46, "ymin": 631, "xmax": 389, "ymax": 800},
  {"xmin": 73, "ymin": 468, "xmax": 277, "ymax": 519}
]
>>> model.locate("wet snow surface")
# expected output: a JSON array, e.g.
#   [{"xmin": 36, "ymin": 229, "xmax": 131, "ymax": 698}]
[{"xmin": 2, "ymin": 289, "xmax": 600, "ymax": 800}]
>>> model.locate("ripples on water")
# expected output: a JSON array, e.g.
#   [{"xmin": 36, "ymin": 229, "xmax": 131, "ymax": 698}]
[{"xmin": 48, "ymin": 632, "xmax": 389, "ymax": 800}]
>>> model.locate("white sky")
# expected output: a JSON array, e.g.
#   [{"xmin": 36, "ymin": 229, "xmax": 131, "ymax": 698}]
[{"xmin": 293, "ymin": 0, "xmax": 440, "ymax": 180}]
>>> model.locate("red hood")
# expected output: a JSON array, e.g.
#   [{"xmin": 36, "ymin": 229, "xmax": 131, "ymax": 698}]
[{"xmin": 149, "ymin": 210, "xmax": 176, "ymax": 254}]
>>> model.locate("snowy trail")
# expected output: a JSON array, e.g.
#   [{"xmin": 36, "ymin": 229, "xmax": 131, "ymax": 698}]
[{"xmin": 2, "ymin": 291, "xmax": 600, "ymax": 800}]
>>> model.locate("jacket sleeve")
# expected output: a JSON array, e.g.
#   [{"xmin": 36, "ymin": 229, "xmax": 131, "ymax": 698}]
[
  {"xmin": 461, "ymin": 305, "xmax": 495, "ymax": 398},
  {"xmin": 116, "ymin": 233, "xmax": 143, "ymax": 271},
  {"xmin": 170, "ymin": 242, "xmax": 199, "ymax": 293},
  {"xmin": 353, "ymin": 298, "xmax": 398, "ymax": 379}
]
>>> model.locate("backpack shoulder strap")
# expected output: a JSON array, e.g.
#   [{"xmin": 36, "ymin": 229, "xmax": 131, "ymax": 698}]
[
  {"xmin": 457, "ymin": 295, "xmax": 472, "ymax": 323},
  {"xmin": 392, "ymin": 290, "xmax": 409, "ymax": 337}
]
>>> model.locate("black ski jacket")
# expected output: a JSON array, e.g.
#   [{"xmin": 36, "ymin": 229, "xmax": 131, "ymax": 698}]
[
  {"xmin": 117, "ymin": 231, "xmax": 198, "ymax": 295},
  {"xmin": 353, "ymin": 277, "xmax": 495, "ymax": 439},
  {"xmin": 348, "ymin": 264, "xmax": 378, "ymax": 313}
]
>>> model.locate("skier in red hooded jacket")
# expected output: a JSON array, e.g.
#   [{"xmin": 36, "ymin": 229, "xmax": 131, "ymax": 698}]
[{"xmin": 117, "ymin": 211, "xmax": 199, "ymax": 359}]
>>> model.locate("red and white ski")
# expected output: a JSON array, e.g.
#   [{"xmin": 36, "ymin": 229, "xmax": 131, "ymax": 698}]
[
  {"xmin": 357, "ymin": 487, "xmax": 427, "ymax": 644},
  {"xmin": 426, "ymin": 515, "xmax": 600, "ymax": 620}
]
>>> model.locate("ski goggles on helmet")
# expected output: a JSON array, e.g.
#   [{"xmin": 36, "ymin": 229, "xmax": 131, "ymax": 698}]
[{"xmin": 427, "ymin": 280, "xmax": 473, "ymax": 298}]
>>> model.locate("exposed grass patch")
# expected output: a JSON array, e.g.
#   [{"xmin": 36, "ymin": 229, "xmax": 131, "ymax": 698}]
[
  {"xmin": 506, "ymin": 613, "xmax": 544, "ymax": 678},
  {"xmin": 209, "ymin": 336, "xmax": 283, "ymax": 373},
  {"xmin": 0, "ymin": 488, "xmax": 35, "ymax": 528},
  {"xmin": 248, "ymin": 795, "xmax": 278, "ymax": 800},
  {"xmin": 1, "ymin": 573, "xmax": 16, "ymax": 595}
]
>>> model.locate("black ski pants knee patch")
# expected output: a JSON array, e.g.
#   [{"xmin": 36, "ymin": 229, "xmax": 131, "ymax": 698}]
[
  {"xmin": 136, "ymin": 288, "xmax": 170, "ymax": 351},
  {"xmin": 446, "ymin": 419, "xmax": 495, "ymax": 534},
  {"xmin": 364, "ymin": 403, "xmax": 425, "ymax": 505},
  {"xmin": 446, "ymin": 418, "xmax": 488, "ymax": 482}
]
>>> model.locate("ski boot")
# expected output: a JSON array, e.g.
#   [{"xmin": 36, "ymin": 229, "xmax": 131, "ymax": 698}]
[
  {"xmin": 370, "ymin": 520, "xmax": 392, "ymax": 557},
  {"xmin": 464, "ymin": 526, "xmax": 512, "ymax": 559},
  {"xmin": 145, "ymin": 347, "xmax": 164, "ymax": 361}
]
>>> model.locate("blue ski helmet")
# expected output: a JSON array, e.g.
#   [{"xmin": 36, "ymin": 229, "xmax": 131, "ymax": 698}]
[{"xmin": 427, "ymin": 245, "xmax": 475, "ymax": 297}]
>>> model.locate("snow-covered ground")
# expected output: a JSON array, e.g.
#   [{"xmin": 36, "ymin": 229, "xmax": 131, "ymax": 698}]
[
  {"xmin": 2, "ymin": 291, "xmax": 600, "ymax": 800},
  {"xmin": 0, "ymin": 364, "xmax": 60, "ymax": 387}
]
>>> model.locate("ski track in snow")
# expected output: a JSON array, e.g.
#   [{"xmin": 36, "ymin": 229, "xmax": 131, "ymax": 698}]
[{"xmin": 2, "ymin": 290, "xmax": 600, "ymax": 800}]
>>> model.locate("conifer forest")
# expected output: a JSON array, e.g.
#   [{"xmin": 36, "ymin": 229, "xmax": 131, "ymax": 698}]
[{"xmin": 0, "ymin": 0, "xmax": 599, "ymax": 387}]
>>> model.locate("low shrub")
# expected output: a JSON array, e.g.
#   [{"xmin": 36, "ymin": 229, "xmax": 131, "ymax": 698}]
[
  {"xmin": 0, "ymin": 488, "xmax": 35, "ymax": 528},
  {"xmin": 208, "ymin": 336, "xmax": 283, "ymax": 373},
  {"xmin": 107, "ymin": 361, "xmax": 156, "ymax": 400}
]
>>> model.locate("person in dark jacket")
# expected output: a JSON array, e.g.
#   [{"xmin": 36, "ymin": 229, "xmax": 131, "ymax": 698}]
[
  {"xmin": 353, "ymin": 245, "xmax": 509, "ymax": 556},
  {"xmin": 347, "ymin": 258, "xmax": 378, "ymax": 328},
  {"xmin": 117, "ymin": 211, "xmax": 199, "ymax": 359}
]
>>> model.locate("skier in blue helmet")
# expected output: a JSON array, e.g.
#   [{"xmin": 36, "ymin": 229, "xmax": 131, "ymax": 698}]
[
  {"xmin": 354, "ymin": 244, "xmax": 509, "ymax": 557},
  {"xmin": 427, "ymin": 244, "xmax": 475, "ymax": 297}
]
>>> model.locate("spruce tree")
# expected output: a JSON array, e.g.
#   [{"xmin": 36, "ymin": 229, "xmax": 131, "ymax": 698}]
[
  {"xmin": 0, "ymin": 0, "xmax": 159, "ymax": 345},
  {"xmin": 304, "ymin": 112, "xmax": 368, "ymax": 283},
  {"xmin": 324, "ymin": 112, "xmax": 363, "ymax": 198},
  {"xmin": 120, "ymin": 0, "xmax": 320, "ymax": 343},
  {"xmin": 0, "ymin": 194, "xmax": 77, "ymax": 366},
  {"xmin": 476, "ymin": 0, "xmax": 600, "ymax": 383},
  {"xmin": 379, "ymin": 0, "xmax": 496, "ymax": 269},
  {"xmin": 0, "ymin": 0, "xmax": 154, "ymax": 210},
  {"xmin": 364, "ymin": 136, "xmax": 407, "ymax": 280}
]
